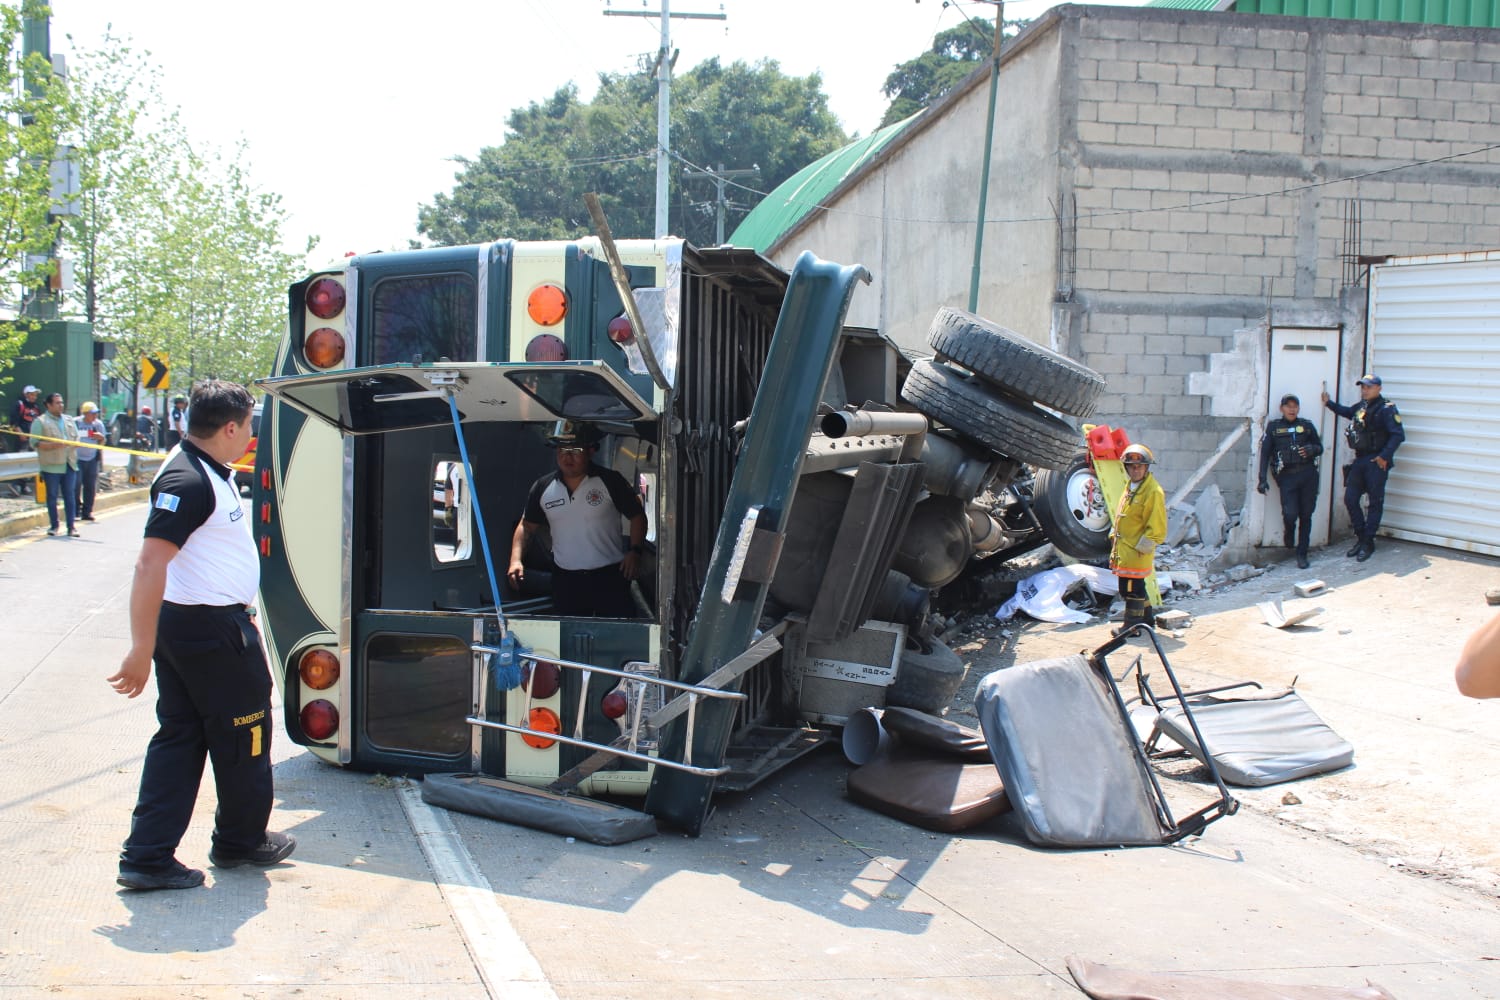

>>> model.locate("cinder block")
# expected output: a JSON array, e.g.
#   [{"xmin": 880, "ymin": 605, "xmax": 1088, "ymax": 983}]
[{"xmin": 1293, "ymin": 580, "xmax": 1326, "ymax": 597}]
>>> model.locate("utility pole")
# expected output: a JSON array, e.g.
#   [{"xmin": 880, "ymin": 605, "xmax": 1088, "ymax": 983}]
[
  {"xmin": 968, "ymin": 1, "xmax": 1005, "ymax": 314},
  {"xmin": 603, "ymin": 1, "xmax": 727, "ymax": 239},
  {"xmin": 682, "ymin": 162, "xmax": 760, "ymax": 244}
]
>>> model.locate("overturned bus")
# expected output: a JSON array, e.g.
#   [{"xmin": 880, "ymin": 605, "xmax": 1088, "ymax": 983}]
[{"xmin": 253, "ymin": 237, "xmax": 1108, "ymax": 836}]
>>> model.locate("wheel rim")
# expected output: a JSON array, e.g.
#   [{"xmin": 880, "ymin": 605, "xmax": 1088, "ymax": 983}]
[{"xmin": 1065, "ymin": 466, "xmax": 1110, "ymax": 533}]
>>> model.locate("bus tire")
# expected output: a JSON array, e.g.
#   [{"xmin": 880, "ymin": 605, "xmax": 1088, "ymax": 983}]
[
  {"xmin": 1033, "ymin": 451, "xmax": 1113, "ymax": 560},
  {"xmin": 886, "ymin": 637, "xmax": 966, "ymax": 715},
  {"xmin": 900, "ymin": 359, "xmax": 1079, "ymax": 471},
  {"xmin": 927, "ymin": 307, "xmax": 1106, "ymax": 418}
]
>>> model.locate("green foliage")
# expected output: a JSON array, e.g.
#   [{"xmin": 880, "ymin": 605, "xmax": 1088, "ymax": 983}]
[
  {"xmin": 60, "ymin": 30, "xmax": 308, "ymax": 393},
  {"xmin": 877, "ymin": 18, "xmax": 997, "ymax": 129},
  {"xmin": 417, "ymin": 58, "xmax": 847, "ymax": 248},
  {"xmin": 0, "ymin": 0, "xmax": 70, "ymax": 388}
]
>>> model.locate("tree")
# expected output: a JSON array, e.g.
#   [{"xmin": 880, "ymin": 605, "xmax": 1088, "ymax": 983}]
[
  {"xmin": 417, "ymin": 58, "xmax": 847, "ymax": 248},
  {"xmin": 877, "ymin": 18, "xmax": 997, "ymax": 129},
  {"xmin": 0, "ymin": 0, "xmax": 70, "ymax": 389},
  {"xmin": 60, "ymin": 32, "xmax": 309, "ymax": 395}
]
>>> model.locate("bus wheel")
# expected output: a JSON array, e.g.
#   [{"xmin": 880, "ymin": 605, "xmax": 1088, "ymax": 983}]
[
  {"xmin": 927, "ymin": 307, "xmax": 1106, "ymax": 418},
  {"xmin": 901, "ymin": 359, "xmax": 1078, "ymax": 471},
  {"xmin": 1033, "ymin": 451, "xmax": 1112, "ymax": 559}
]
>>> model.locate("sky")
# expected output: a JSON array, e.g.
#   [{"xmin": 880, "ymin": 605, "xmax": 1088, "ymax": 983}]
[{"xmin": 44, "ymin": 0, "xmax": 1130, "ymax": 263}]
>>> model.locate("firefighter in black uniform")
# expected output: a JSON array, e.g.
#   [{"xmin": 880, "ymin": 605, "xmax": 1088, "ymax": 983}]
[
  {"xmin": 1322, "ymin": 373, "xmax": 1405, "ymax": 563},
  {"xmin": 107, "ymin": 380, "xmax": 296, "ymax": 891},
  {"xmin": 1257, "ymin": 393, "xmax": 1323, "ymax": 569}
]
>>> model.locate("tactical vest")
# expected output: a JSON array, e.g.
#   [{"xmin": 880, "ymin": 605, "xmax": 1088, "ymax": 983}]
[{"xmin": 1345, "ymin": 400, "xmax": 1389, "ymax": 454}]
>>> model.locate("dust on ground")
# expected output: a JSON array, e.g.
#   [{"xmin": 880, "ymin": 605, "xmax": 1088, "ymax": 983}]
[{"xmin": 934, "ymin": 537, "xmax": 1500, "ymax": 900}]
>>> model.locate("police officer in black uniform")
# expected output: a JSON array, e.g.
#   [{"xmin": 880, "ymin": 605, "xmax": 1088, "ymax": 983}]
[
  {"xmin": 1322, "ymin": 373, "xmax": 1405, "ymax": 563},
  {"xmin": 107, "ymin": 380, "xmax": 296, "ymax": 891},
  {"xmin": 1257, "ymin": 392, "xmax": 1324, "ymax": 569}
]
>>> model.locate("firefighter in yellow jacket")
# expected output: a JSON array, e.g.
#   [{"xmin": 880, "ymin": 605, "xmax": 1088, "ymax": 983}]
[{"xmin": 1110, "ymin": 444, "xmax": 1167, "ymax": 635}]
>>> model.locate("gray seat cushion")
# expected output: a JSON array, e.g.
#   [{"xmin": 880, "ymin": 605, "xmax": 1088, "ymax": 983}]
[{"xmin": 1154, "ymin": 690, "xmax": 1353, "ymax": 787}]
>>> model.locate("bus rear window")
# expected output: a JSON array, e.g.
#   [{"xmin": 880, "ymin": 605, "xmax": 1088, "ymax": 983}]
[{"xmin": 370, "ymin": 273, "xmax": 477, "ymax": 365}]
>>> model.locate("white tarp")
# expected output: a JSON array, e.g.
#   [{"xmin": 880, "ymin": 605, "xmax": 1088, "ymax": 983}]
[{"xmin": 996, "ymin": 565, "xmax": 1119, "ymax": 624}]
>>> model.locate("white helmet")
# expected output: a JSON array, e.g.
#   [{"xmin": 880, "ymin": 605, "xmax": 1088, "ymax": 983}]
[{"xmin": 1120, "ymin": 443, "xmax": 1155, "ymax": 465}]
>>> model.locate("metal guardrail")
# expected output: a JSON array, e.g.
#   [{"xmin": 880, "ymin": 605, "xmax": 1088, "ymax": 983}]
[
  {"xmin": 0, "ymin": 451, "xmax": 39, "ymax": 483},
  {"xmin": 0, "ymin": 449, "xmax": 163, "ymax": 486}
]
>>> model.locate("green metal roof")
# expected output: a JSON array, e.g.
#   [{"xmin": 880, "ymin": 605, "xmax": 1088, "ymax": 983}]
[
  {"xmin": 1239, "ymin": 0, "xmax": 1500, "ymax": 25},
  {"xmin": 728, "ymin": 113, "xmax": 921, "ymax": 253},
  {"xmin": 1148, "ymin": 0, "xmax": 1500, "ymax": 25}
]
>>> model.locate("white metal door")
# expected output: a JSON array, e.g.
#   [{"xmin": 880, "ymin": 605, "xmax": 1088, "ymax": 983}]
[
  {"xmin": 1368, "ymin": 253, "xmax": 1500, "ymax": 556},
  {"xmin": 1262, "ymin": 328, "xmax": 1340, "ymax": 548}
]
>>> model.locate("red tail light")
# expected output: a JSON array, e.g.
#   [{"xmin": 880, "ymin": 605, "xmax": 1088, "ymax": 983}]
[
  {"xmin": 306, "ymin": 278, "xmax": 346, "ymax": 319},
  {"xmin": 607, "ymin": 314, "xmax": 635, "ymax": 345},
  {"xmin": 259, "ymin": 535, "xmax": 271, "ymax": 557},
  {"xmin": 301, "ymin": 699, "xmax": 338, "ymax": 741},
  {"xmin": 525, "ymin": 333, "xmax": 567, "ymax": 361},
  {"xmin": 601, "ymin": 689, "xmax": 629, "ymax": 720},
  {"xmin": 522, "ymin": 660, "xmax": 561, "ymax": 699}
]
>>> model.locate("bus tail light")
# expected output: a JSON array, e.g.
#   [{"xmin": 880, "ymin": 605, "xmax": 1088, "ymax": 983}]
[
  {"xmin": 306, "ymin": 277, "xmax": 346, "ymax": 319},
  {"xmin": 304, "ymin": 327, "xmax": 346, "ymax": 368},
  {"xmin": 301, "ymin": 699, "xmax": 338, "ymax": 741},
  {"xmin": 607, "ymin": 313, "xmax": 635, "ymax": 345},
  {"xmin": 525, "ymin": 333, "xmax": 567, "ymax": 361},
  {"xmin": 522, "ymin": 707, "xmax": 561, "ymax": 749},
  {"xmin": 299, "ymin": 648, "xmax": 340, "ymax": 690},
  {"xmin": 522, "ymin": 660, "xmax": 560, "ymax": 699},
  {"xmin": 526, "ymin": 283, "xmax": 568, "ymax": 326},
  {"xmin": 601, "ymin": 689, "xmax": 629, "ymax": 719}
]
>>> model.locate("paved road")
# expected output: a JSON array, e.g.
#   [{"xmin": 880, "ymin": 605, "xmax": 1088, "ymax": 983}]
[{"xmin": 3, "ymin": 502, "xmax": 1500, "ymax": 998}]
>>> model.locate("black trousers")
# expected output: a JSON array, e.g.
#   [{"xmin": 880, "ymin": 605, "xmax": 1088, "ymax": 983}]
[
  {"xmin": 1275, "ymin": 464, "xmax": 1318, "ymax": 558},
  {"xmin": 1119, "ymin": 576, "xmax": 1155, "ymax": 629},
  {"xmin": 120, "ymin": 602, "xmax": 273, "ymax": 873},
  {"xmin": 552, "ymin": 564, "xmax": 637, "ymax": 618},
  {"xmin": 1344, "ymin": 455, "xmax": 1388, "ymax": 541}
]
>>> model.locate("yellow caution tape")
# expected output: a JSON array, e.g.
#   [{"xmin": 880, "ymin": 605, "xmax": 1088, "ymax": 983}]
[{"xmin": 1, "ymin": 425, "xmax": 169, "ymax": 460}]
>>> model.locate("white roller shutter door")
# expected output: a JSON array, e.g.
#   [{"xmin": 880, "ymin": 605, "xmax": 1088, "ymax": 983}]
[{"xmin": 1367, "ymin": 252, "xmax": 1500, "ymax": 556}]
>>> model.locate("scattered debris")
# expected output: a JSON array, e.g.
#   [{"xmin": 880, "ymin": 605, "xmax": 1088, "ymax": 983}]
[
  {"xmin": 1172, "ymin": 570, "xmax": 1202, "ymax": 591},
  {"xmin": 1487, "ymin": 586, "xmax": 1500, "ymax": 606},
  {"xmin": 1154, "ymin": 608, "xmax": 1191, "ymax": 629},
  {"xmin": 1259, "ymin": 599, "xmax": 1324, "ymax": 629},
  {"xmin": 1194, "ymin": 484, "xmax": 1229, "ymax": 548},
  {"xmin": 1294, "ymin": 579, "xmax": 1327, "ymax": 597},
  {"xmin": 1283, "ymin": 791, "xmax": 1302, "ymax": 805},
  {"xmin": 1164, "ymin": 506, "xmax": 1196, "ymax": 547},
  {"xmin": 1225, "ymin": 563, "xmax": 1265, "ymax": 583}
]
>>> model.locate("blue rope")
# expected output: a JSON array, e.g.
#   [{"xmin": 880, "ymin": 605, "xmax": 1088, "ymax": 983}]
[{"xmin": 446, "ymin": 393, "xmax": 521, "ymax": 690}]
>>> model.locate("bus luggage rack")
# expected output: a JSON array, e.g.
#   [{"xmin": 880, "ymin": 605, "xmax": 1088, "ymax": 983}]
[{"xmin": 468, "ymin": 646, "xmax": 751, "ymax": 778}]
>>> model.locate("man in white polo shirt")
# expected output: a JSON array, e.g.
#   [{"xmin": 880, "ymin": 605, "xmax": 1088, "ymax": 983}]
[
  {"xmin": 107, "ymin": 380, "xmax": 295, "ymax": 891},
  {"xmin": 508, "ymin": 421, "xmax": 647, "ymax": 618}
]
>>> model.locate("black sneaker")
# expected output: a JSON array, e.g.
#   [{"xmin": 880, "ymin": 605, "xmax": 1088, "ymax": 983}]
[
  {"xmin": 210, "ymin": 830, "xmax": 296, "ymax": 868},
  {"xmin": 1355, "ymin": 539, "xmax": 1376, "ymax": 562},
  {"xmin": 117, "ymin": 861, "xmax": 205, "ymax": 891},
  {"xmin": 1345, "ymin": 539, "xmax": 1365, "ymax": 557},
  {"xmin": 1296, "ymin": 554, "xmax": 1310, "ymax": 569}
]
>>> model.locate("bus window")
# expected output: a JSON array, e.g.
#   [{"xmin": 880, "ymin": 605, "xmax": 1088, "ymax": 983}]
[
  {"xmin": 432, "ymin": 459, "xmax": 472, "ymax": 564},
  {"xmin": 371, "ymin": 273, "xmax": 477, "ymax": 365},
  {"xmin": 364, "ymin": 633, "xmax": 471, "ymax": 756}
]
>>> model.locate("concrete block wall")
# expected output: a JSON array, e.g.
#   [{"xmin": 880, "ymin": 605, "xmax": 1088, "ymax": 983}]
[{"xmin": 1058, "ymin": 6, "xmax": 1500, "ymax": 509}]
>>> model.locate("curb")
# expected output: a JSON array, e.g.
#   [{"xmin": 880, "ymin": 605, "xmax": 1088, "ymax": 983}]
[{"xmin": 0, "ymin": 486, "xmax": 149, "ymax": 539}]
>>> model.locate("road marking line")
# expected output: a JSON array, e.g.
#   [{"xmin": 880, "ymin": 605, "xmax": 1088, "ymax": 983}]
[{"xmin": 397, "ymin": 782, "xmax": 558, "ymax": 1000}]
